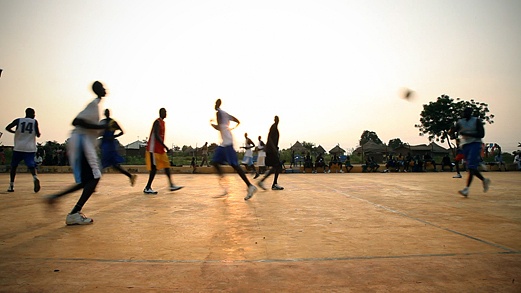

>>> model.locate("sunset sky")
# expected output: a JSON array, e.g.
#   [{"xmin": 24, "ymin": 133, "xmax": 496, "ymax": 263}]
[{"xmin": 1, "ymin": 0, "xmax": 520, "ymax": 153}]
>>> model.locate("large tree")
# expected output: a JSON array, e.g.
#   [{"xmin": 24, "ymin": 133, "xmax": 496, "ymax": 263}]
[
  {"xmin": 415, "ymin": 94, "xmax": 494, "ymax": 150},
  {"xmin": 360, "ymin": 130, "xmax": 383, "ymax": 146},
  {"xmin": 388, "ymin": 138, "xmax": 406, "ymax": 149}
]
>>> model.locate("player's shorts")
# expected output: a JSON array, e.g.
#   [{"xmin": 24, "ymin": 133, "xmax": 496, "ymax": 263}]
[
  {"xmin": 265, "ymin": 151, "xmax": 281, "ymax": 167},
  {"xmin": 146, "ymin": 152, "xmax": 170, "ymax": 170},
  {"xmin": 11, "ymin": 151, "xmax": 36, "ymax": 168},
  {"xmin": 212, "ymin": 145, "xmax": 238, "ymax": 166},
  {"xmin": 241, "ymin": 156, "xmax": 254, "ymax": 166},
  {"xmin": 101, "ymin": 140, "xmax": 125, "ymax": 169},
  {"xmin": 461, "ymin": 142, "xmax": 482, "ymax": 169},
  {"xmin": 68, "ymin": 133, "xmax": 101, "ymax": 184},
  {"xmin": 256, "ymin": 156, "xmax": 265, "ymax": 167}
]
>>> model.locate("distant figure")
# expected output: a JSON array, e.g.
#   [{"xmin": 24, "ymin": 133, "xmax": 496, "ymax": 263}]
[
  {"xmin": 0, "ymin": 144, "xmax": 5, "ymax": 164},
  {"xmin": 210, "ymin": 99, "xmax": 257, "ymax": 200},
  {"xmin": 423, "ymin": 153, "xmax": 437, "ymax": 171},
  {"xmin": 344, "ymin": 155, "xmax": 353, "ymax": 172},
  {"xmin": 100, "ymin": 109, "xmax": 137, "ymax": 186},
  {"xmin": 256, "ymin": 136, "xmax": 266, "ymax": 175},
  {"xmin": 514, "ymin": 152, "xmax": 521, "ymax": 171},
  {"xmin": 200, "ymin": 142, "xmax": 209, "ymax": 167},
  {"xmin": 328, "ymin": 154, "xmax": 341, "ymax": 173},
  {"xmin": 5, "ymin": 107, "xmax": 41, "ymax": 193},
  {"xmin": 143, "ymin": 108, "xmax": 183, "ymax": 194},
  {"xmin": 45, "ymin": 81, "xmax": 108, "ymax": 225},
  {"xmin": 494, "ymin": 152, "xmax": 506, "ymax": 171},
  {"xmin": 454, "ymin": 107, "xmax": 490, "ymax": 197},
  {"xmin": 190, "ymin": 156, "xmax": 197, "ymax": 174},
  {"xmin": 241, "ymin": 132, "xmax": 259, "ymax": 179},
  {"xmin": 315, "ymin": 153, "xmax": 326, "ymax": 173},
  {"xmin": 257, "ymin": 116, "xmax": 284, "ymax": 190},
  {"xmin": 441, "ymin": 154, "xmax": 454, "ymax": 172},
  {"xmin": 304, "ymin": 152, "xmax": 314, "ymax": 171}
]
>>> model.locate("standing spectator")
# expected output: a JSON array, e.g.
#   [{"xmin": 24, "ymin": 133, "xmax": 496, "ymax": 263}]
[
  {"xmin": 256, "ymin": 136, "xmax": 266, "ymax": 175},
  {"xmin": 514, "ymin": 151, "xmax": 521, "ymax": 171},
  {"xmin": 200, "ymin": 142, "xmax": 209, "ymax": 167}
]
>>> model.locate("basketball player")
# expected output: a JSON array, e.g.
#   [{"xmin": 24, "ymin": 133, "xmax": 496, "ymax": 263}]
[
  {"xmin": 453, "ymin": 107, "xmax": 490, "ymax": 197},
  {"xmin": 210, "ymin": 99, "xmax": 257, "ymax": 200},
  {"xmin": 257, "ymin": 116, "xmax": 284, "ymax": 190},
  {"xmin": 241, "ymin": 132, "xmax": 259, "ymax": 178},
  {"xmin": 5, "ymin": 108, "xmax": 41, "ymax": 193},
  {"xmin": 45, "ymin": 81, "xmax": 108, "ymax": 225},
  {"xmin": 100, "ymin": 109, "xmax": 137, "ymax": 185},
  {"xmin": 143, "ymin": 108, "xmax": 183, "ymax": 194},
  {"xmin": 256, "ymin": 136, "xmax": 266, "ymax": 175}
]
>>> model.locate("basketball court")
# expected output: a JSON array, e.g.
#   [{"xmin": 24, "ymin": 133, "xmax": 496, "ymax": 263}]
[{"xmin": 0, "ymin": 171, "xmax": 520, "ymax": 292}]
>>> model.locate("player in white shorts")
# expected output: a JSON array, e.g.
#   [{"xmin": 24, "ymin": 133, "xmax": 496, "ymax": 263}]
[
  {"xmin": 45, "ymin": 81, "xmax": 108, "ymax": 225},
  {"xmin": 5, "ymin": 108, "xmax": 41, "ymax": 193}
]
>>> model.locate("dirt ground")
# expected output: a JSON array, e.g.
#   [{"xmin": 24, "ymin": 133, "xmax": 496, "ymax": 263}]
[{"xmin": 0, "ymin": 171, "xmax": 520, "ymax": 292}]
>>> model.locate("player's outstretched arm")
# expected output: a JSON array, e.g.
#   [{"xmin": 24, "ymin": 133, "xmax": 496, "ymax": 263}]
[
  {"xmin": 72, "ymin": 118, "xmax": 106, "ymax": 130},
  {"xmin": 5, "ymin": 119, "xmax": 19, "ymax": 134}
]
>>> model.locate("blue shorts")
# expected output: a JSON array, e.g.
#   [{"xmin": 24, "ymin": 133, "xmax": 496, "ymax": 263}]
[
  {"xmin": 212, "ymin": 145, "xmax": 239, "ymax": 166},
  {"xmin": 462, "ymin": 142, "xmax": 482, "ymax": 169},
  {"xmin": 11, "ymin": 151, "xmax": 36, "ymax": 168}
]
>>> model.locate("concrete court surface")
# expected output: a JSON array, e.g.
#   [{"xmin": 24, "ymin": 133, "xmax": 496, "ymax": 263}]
[{"xmin": 0, "ymin": 171, "xmax": 520, "ymax": 292}]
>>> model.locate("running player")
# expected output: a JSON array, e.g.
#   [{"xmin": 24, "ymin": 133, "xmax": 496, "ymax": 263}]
[
  {"xmin": 257, "ymin": 115, "xmax": 284, "ymax": 191},
  {"xmin": 241, "ymin": 132, "xmax": 259, "ymax": 179},
  {"xmin": 100, "ymin": 109, "xmax": 137, "ymax": 186},
  {"xmin": 45, "ymin": 81, "xmax": 108, "ymax": 225},
  {"xmin": 143, "ymin": 108, "xmax": 183, "ymax": 194},
  {"xmin": 210, "ymin": 99, "xmax": 257, "ymax": 200},
  {"xmin": 5, "ymin": 108, "xmax": 41, "ymax": 193},
  {"xmin": 453, "ymin": 107, "xmax": 490, "ymax": 197}
]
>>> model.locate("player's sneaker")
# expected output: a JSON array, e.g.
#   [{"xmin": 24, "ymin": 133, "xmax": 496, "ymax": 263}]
[
  {"xmin": 483, "ymin": 178, "xmax": 491, "ymax": 193},
  {"xmin": 7, "ymin": 186, "xmax": 14, "ymax": 192},
  {"xmin": 34, "ymin": 178, "xmax": 41, "ymax": 193},
  {"xmin": 272, "ymin": 184, "xmax": 284, "ymax": 190},
  {"xmin": 143, "ymin": 188, "xmax": 158, "ymax": 194},
  {"xmin": 253, "ymin": 173, "xmax": 260, "ymax": 179},
  {"xmin": 66, "ymin": 212, "xmax": 93, "ymax": 225},
  {"xmin": 453, "ymin": 174, "xmax": 462, "ymax": 178},
  {"xmin": 170, "ymin": 185, "xmax": 183, "ymax": 191},
  {"xmin": 244, "ymin": 185, "xmax": 257, "ymax": 200},
  {"xmin": 257, "ymin": 180, "xmax": 267, "ymax": 190},
  {"xmin": 458, "ymin": 187, "xmax": 469, "ymax": 197},
  {"xmin": 130, "ymin": 174, "xmax": 137, "ymax": 186}
]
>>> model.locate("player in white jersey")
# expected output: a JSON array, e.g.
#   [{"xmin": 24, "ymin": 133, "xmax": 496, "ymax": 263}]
[
  {"xmin": 453, "ymin": 107, "xmax": 490, "ymax": 197},
  {"xmin": 5, "ymin": 108, "xmax": 41, "ymax": 192},
  {"xmin": 45, "ymin": 81, "xmax": 108, "ymax": 225},
  {"xmin": 210, "ymin": 99, "xmax": 257, "ymax": 200},
  {"xmin": 241, "ymin": 132, "xmax": 259, "ymax": 178},
  {"xmin": 256, "ymin": 136, "xmax": 266, "ymax": 175}
]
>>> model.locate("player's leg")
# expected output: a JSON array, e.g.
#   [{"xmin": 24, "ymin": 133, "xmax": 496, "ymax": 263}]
[
  {"xmin": 24, "ymin": 152, "xmax": 40, "ymax": 192},
  {"xmin": 66, "ymin": 148, "xmax": 97, "ymax": 225},
  {"xmin": 8, "ymin": 151, "xmax": 22, "ymax": 192},
  {"xmin": 144, "ymin": 152, "xmax": 158, "ymax": 194}
]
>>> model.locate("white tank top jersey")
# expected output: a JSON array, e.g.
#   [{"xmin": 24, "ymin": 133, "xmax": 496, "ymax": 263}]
[
  {"xmin": 217, "ymin": 108, "xmax": 233, "ymax": 147},
  {"xmin": 244, "ymin": 139, "xmax": 253, "ymax": 157},
  {"xmin": 72, "ymin": 98, "xmax": 102, "ymax": 138},
  {"xmin": 457, "ymin": 117, "xmax": 482, "ymax": 146},
  {"xmin": 14, "ymin": 117, "xmax": 38, "ymax": 152}
]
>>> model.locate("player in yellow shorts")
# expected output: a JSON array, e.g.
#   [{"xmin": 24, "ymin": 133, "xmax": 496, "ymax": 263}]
[{"xmin": 143, "ymin": 108, "xmax": 183, "ymax": 194}]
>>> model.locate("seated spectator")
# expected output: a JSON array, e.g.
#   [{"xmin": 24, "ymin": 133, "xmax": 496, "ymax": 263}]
[
  {"xmin": 367, "ymin": 156, "xmax": 380, "ymax": 172},
  {"xmin": 328, "ymin": 154, "xmax": 341, "ymax": 173},
  {"xmin": 304, "ymin": 153, "xmax": 313, "ymax": 168},
  {"xmin": 494, "ymin": 152, "xmax": 506, "ymax": 171},
  {"xmin": 441, "ymin": 154, "xmax": 454, "ymax": 172},
  {"xmin": 384, "ymin": 155, "xmax": 399, "ymax": 172},
  {"xmin": 344, "ymin": 155, "xmax": 353, "ymax": 173},
  {"xmin": 404, "ymin": 153, "xmax": 414, "ymax": 172},
  {"xmin": 514, "ymin": 151, "xmax": 521, "ymax": 171},
  {"xmin": 412, "ymin": 155, "xmax": 423, "ymax": 172},
  {"xmin": 315, "ymin": 153, "xmax": 326, "ymax": 173},
  {"xmin": 423, "ymin": 153, "xmax": 437, "ymax": 171}
]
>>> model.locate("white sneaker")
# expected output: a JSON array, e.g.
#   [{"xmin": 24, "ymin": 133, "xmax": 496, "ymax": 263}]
[
  {"xmin": 130, "ymin": 174, "xmax": 137, "ymax": 186},
  {"xmin": 257, "ymin": 180, "xmax": 267, "ymax": 190},
  {"xmin": 271, "ymin": 184, "xmax": 284, "ymax": 190},
  {"xmin": 66, "ymin": 212, "xmax": 93, "ymax": 225},
  {"xmin": 483, "ymin": 178, "xmax": 490, "ymax": 193},
  {"xmin": 458, "ymin": 187, "xmax": 469, "ymax": 197},
  {"xmin": 143, "ymin": 188, "xmax": 158, "ymax": 194},
  {"xmin": 170, "ymin": 185, "xmax": 183, "ymax": 191},
  {"xmin": 244, "ymin": 185, "xmax": 257, "ymax": 200},
  {"xmin": 453, "ymin": 174, "xmax": 462, "ymax": 178}
]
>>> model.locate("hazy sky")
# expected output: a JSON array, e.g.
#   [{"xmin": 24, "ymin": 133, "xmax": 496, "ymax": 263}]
[{"xmin": 1, "ymin": 0, "xmax": 520, "ymax": 153}]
